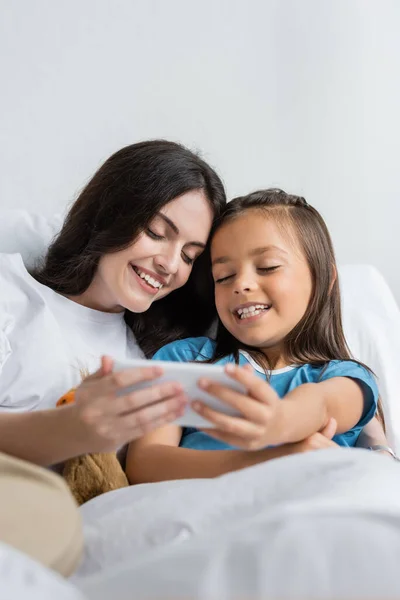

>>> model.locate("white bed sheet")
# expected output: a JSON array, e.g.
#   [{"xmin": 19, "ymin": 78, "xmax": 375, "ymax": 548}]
[
  {"xmin": 76, "ymin": 449, "xmax": 400, "ymax": 599},
  {"xmin": 0, "ymin": 542, "xmax": 83, "ymax": 600}
]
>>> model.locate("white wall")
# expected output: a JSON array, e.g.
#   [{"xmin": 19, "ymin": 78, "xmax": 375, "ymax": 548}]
[{"xmin": 1, "ymin": 0, "xmax": 399, "ymax": 298}]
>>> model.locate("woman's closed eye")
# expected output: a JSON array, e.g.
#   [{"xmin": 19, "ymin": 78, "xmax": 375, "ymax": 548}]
[
  {"xmin": 147, "ymin": 228, "xmax": 196, "ymax": 266},
  {"xmin": 182, "ymin": 253, "xmax": 195, "ymax": 266},
  {"xmin": 146, "ymin": 228, "xmax": 165, "ymax": 241}
]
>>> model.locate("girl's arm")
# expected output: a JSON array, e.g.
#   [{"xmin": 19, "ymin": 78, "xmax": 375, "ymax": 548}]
[
  {"xmin": 356, "ymin": 416, "xmax": 391, "ymax": 452},
  {"xmin": 193, "ymin": 364, "xmax": 371, "ymax": 449},
  {"xmin": 126, "ymin": 419, "xmax": 338, "ymax": 484},
  {"xmin": 270, "ymin": 376, "xmax": 364, "ymax": 443}
]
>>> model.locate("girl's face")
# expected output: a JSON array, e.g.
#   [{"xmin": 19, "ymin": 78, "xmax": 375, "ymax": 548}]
[
  {"xmin": 83, "ymin": 190, "xmax": 213, "ymax": 313},
  {"xmin": 211, "ymin": 210, "xmax": 313, "ymax": 359}
]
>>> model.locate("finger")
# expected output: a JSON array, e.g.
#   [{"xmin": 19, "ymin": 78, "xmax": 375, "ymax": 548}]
[
  {"xmin": 138, "ymin": 404, "xmax": 186, "ymax": 434},
  {"xmin": 320, "ymin": 417, "xmax": 337, "ymax": 439},
  {"xmin": 115, "ymin": 383, "xmax": 187, "ymax": 416},
  {"xmin": 224, "ymin": 364, "xmax": 280, "ymax": 405},
  {"xmin": 120, "ymin": 395, "xmax": 187, "ymax": 438},
  {"xmin": 197, "ymin": 379, "xmax": 270, "ymax": 425},
  {"xmin": 84, "ymin": 365, "xmax": 165, "ymax": 397},
  {"xmin": 84, "ymin": 356, "xmax": 115, "ymax": 382},
  {"xmin": 192, "ymin": 400, "xmax": 263, "ymax": 440},
  {"xmin": 101, "ymin": 355, "xmax": 114, "ymax": 376}
]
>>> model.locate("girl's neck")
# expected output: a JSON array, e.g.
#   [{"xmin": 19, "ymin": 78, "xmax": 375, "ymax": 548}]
[{"xmin": 259, "ymin": 345, "xmax": 288, "ymax": 370}]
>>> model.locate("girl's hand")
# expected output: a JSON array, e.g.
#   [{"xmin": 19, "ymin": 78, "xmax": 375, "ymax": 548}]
[
  {"xmin": 64, "ymin": 356, "xmax": 188, "ymax": 454},
  {"xmin": 194, "ymin": 363, "xmax": 286, "ymax": 450},
  {"xmin": 289, "ymin": 417, "xmax": 338, "ymax": 454}
]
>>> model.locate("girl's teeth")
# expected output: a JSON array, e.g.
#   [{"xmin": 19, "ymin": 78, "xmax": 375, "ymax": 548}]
[
  {"xmin": 237, "ymin": 304, "xmax": 267, "ymax": 316},
  {"xmin": 240, "ymin": 309, "xmax": 262, "ymax": 319}
]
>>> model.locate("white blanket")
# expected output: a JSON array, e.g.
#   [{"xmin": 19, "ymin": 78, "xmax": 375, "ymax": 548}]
[{"xmin": 76, "ymin": 449, "xmax": 400, "ymax": 599}]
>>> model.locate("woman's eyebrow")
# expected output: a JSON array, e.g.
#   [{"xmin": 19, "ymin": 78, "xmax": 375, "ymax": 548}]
[
  {"xmin": 212, "ymin": 245, "xmax": 287, "ymax": 266},
  {"xmin": 159, "ymin": 213, "xmax": 179, "ymax": 234},
  {"xmin": 158, "ymin": 213, "xmax": 206, "ymax": 248}
]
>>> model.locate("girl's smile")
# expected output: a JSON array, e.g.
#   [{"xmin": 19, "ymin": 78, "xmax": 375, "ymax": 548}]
[{"xmin": 211, "ymin": 210, "xmax": 313, "ymax": 357}]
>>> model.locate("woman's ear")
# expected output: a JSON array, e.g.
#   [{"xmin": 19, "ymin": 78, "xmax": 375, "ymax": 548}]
[{"xmin": 329, "ymin": 264, "xmax": 337, "ymax": 293}]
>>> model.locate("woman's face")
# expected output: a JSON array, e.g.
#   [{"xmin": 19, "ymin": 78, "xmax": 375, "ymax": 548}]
[{"xmin": 86, "ymin": 190, "xmax": 213, "ymax": 313}]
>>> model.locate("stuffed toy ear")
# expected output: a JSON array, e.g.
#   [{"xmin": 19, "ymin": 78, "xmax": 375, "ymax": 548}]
[{"xmin": 56, "ymin": 389, "xmax": 76, "ymax": 407}]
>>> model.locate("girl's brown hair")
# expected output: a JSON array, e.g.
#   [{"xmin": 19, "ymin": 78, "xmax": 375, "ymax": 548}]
[
  {"xmin": 210, "ymin": 189, "xmax": 385, "ymax": 427},
  {"xmin": 33, "ymin": 140, "xmax": 226, "ymax": 357}
]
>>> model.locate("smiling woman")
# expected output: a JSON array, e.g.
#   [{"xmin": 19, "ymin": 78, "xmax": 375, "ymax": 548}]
[
  {"xmin": 69, "ymin": 189, "xmax": 213, "ymax": 314},
  {"xmin": 0, "ymin": 140, "xmax": 226, "ymax": 468}
]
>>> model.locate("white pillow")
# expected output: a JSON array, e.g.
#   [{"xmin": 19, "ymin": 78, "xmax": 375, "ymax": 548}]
[
  {"xmin": 339, "ymin": 264, "xmax": 400, "ymax": 450},
  {"xmin": 0, "ymin": 209, "xmax": 63, "ymax": 269}
]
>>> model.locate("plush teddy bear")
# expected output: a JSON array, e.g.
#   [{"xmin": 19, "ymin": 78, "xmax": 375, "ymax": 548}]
[{"xmin": 56, "ymin": 389, "xmax": 129, "ymax": 505}]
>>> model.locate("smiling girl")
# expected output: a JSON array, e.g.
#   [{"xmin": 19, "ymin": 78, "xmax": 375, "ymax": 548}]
[{"xmin": 126, "ymin": 188, "xmax": 383, "ymax": 483}]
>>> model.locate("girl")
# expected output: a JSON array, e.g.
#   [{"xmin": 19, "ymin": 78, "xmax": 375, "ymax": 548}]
[
  {"xmin": 126, "ymin": 188, "xmax": 384, "ymax": 483},
  {"xmin": 0, "ymin": 140, "xmax": 226, "ymax": 465}
]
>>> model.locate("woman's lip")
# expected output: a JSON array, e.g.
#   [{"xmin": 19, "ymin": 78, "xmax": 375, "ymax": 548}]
[
  {"xmin": 130, "ymin": 265, "xmax": 161, "ymax": 296},
  {"xmin": 130, "ymin": 264, "xmax": 167, "ymax": 286}
]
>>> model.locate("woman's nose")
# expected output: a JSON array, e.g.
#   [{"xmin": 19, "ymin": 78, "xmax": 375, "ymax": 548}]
[{"xmin": 155, "ymin": 248, "xmax": 180, "ymax": 275}]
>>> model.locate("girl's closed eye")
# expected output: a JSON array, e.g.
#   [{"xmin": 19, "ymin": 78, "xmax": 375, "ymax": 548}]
[
  {"xmin": 214, "ymin": 272, "xmax": 234, "ymax": 284},
  {"xmin": 258, "ymin": 265, "xmax": 280, "ymax": 274}
]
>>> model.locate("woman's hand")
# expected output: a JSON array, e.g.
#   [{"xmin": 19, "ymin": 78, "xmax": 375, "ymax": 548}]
[
  {"xmin": 193, "ymin": 363, "xmax": 287, "ymax": 450},
  {"xmin": 63, "ymin": 356, "xmax": 188, "ymax": 454}
]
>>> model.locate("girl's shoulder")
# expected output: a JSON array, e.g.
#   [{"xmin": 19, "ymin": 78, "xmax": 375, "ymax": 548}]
[
  {"xmin": 152, "ymin": 337, "xmax": 216, "ymax": 363},
  {"xmin": 300, "ymin": 359, "xmax": 377, "ymax": 390},
  {"xmin": 316, "ymin": 359, "xmax": 373, "ymax": 378}
]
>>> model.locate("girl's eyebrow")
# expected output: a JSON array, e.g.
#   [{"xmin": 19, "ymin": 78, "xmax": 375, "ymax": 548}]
[{"xmin": 212, "ymin": 245, "xmax": 288, "ymax": 266}]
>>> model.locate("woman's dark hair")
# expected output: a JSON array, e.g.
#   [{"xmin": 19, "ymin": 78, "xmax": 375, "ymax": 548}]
[
  {"xmin": 210, "ymin": 189, "xmax": 385, "ymax": 427},
  {"xmin": 33, "ymin": 140, "xmax": 226, "ymax": 356}
]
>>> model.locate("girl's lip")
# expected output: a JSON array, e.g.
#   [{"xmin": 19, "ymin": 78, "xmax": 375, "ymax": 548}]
[
  {"xmin": 233, "ymin": 306, "xmax": 271, "ymax": 324},
  {"xmin": 232, "ymin": 301, "xmax": 271, "ymax": 313}
]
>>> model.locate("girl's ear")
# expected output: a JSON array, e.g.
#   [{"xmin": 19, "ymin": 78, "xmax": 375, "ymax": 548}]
[{"xmin": 329, "ymin": 264, "xmax": 337, "ymax": 293}]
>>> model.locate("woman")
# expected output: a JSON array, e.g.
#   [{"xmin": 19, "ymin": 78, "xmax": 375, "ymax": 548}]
[
  {"xmin": 0, "ymin": 139, "xmax": 226, "ymax": 575},
  {"xmin": 0, "ymin": 139, "xmax": 226, "ymax": 465}
]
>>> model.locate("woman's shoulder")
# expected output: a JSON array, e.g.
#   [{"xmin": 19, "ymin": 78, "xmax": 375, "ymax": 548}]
[
  {"xmin": 0, "ymin": 253, "xmax": 36, "ymax": 305},
  {"xmin": 0, "ymin": 253, "xmax": 50, "ymax": 308},
  {"xmin": 0, "ymin": 252, "xmax": 28, "ymax": 278},
  {"xmin": 153, "ymin": 337, "xmax": 216, "ymax": 363}
]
